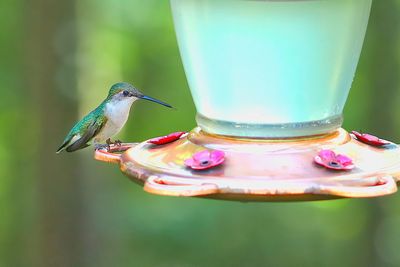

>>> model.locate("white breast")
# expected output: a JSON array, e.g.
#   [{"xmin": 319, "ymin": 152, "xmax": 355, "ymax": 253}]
[{"xmin": 95, "ymin": 98, "xmax": 135, "ymax": 142}]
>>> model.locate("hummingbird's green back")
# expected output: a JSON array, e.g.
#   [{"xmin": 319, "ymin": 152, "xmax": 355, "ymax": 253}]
[{"xmin": 57, "ymin": 103, "xmax": 108, "ymax": 153}]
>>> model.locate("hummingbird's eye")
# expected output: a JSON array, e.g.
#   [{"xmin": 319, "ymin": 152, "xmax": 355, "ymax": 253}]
[{"xmin": 123, "ymin": 90, "xmax": 130, "ymax": 97}]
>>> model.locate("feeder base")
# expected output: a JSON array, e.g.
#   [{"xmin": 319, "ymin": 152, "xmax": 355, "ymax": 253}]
[{"xmin": 95, "ymin": 128, "xmax": 400, "ymax": 202}]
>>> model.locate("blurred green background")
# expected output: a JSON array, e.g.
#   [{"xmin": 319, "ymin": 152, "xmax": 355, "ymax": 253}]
[{"xmin": 1, "ymin": 0, "xmax": 400, "ymax": 266}]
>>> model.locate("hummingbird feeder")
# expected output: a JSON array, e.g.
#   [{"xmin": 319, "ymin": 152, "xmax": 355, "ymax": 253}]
[{"xmin": 95, "ymin": 0, "xmax": 400, "ymax": 201}]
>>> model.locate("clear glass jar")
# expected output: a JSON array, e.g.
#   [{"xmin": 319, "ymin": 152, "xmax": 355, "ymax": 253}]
[{"xmin": 170, "ymin": 0, "xmax": 372, "ymax": 138}]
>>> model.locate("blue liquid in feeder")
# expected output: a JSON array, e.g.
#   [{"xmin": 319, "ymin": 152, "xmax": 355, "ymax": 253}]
[{"xmin": 171, "ymin": 0, "xmax": 372, "ymax": 137}]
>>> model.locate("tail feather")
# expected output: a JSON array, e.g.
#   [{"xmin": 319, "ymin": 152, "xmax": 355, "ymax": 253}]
[
  {"xmin": 56, "ymin": 141, "xmax": 68, "ymax": 154},
  {"xmin": 56, "ymin": 134, "xmax": 75, "ymax": 154},
  {"xmin": 57, "ymin": 133, "xmax": 91, "ymax": 153}
]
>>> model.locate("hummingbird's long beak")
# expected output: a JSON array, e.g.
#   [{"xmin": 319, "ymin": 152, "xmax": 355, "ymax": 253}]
[{"xmin": 140, "ymin": 95, "xmax": 173, "ymax": 108}]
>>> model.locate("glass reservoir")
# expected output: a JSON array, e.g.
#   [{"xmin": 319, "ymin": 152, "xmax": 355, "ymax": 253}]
[{"xmin": 170, "ymin": 0, "xmax": 372, "ymax": 138}]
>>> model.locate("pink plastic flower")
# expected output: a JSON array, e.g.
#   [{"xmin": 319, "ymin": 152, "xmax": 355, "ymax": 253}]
[
  {"xmin": 148, "ymin": 132, "xmax": 186, "ymax": 145},
  {"xmin": 351, "ymin": 131, "xmax": 390, "ymax": 147},
  {"xmin": 314, "ymin": 149, "xmax": 354, "ymax": 171},
  {"xmin": 184, "ymin": 150, "xmax": 225, "ymax": 170}
]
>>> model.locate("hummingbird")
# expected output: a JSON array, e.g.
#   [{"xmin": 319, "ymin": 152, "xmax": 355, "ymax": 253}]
[{"xmin": 56, "ymin": 82, "xmax": 172, "ymax": 153}]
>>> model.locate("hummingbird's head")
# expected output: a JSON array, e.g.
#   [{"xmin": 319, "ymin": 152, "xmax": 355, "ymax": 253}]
[{"xmin": 107, "ymin": 82, "xmax": 172, "ymax": 108}]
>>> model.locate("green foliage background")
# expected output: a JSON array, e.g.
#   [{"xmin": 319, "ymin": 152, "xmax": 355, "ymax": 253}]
[{"xmin": 1, "ymin": 0, "xmax": 400, "ymax": 266}]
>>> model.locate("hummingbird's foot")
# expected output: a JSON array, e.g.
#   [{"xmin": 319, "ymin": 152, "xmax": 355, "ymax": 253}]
[
  {"xmin": 114, "ymin": 139, "xmax": 122, "ymax": 146},
  {"xmin": 95, "ymin": 143, "xmax": 110, "ymax": 151},
  {"xmin": 106, "ymin": 138, "xmax": 122, "ymax": 147}
]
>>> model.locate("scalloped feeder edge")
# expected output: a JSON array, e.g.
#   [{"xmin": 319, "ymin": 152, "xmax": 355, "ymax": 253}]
[{"xmin": 94, "ymin": 128, "xmax": 400, "ymax": 202}]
